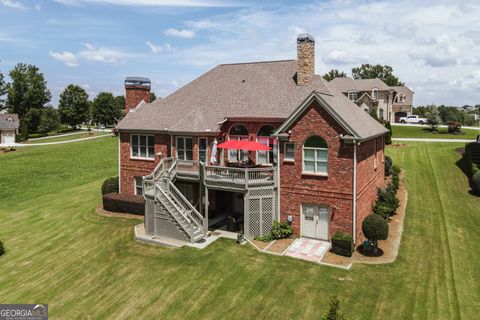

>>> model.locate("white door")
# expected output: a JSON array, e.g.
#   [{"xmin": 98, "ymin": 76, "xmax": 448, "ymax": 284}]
[
  {"xmin": 2, "ymin": 133, "xmax": 15, "ymax": 144},
  {"xmin": 302, "ymin": 204, "xmax": 329, "ymax": 240}
]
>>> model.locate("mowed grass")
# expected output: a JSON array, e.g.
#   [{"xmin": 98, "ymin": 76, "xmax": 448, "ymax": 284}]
[
  {"xmin": 392, "ymin": 125, "xmax": 479, "ymax": 139},
  {"xmin": 1, "ymin": 139, "xmax": 479, "ymax": 319},
  {"xmin": 26, "ymin": 131, "xmax": 110, "ymax": 144}
]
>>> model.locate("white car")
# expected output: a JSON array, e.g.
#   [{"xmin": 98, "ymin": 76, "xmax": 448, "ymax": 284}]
[{"xmin": 399, "ymin": 115, "xmax": 429, "ymax": 125}]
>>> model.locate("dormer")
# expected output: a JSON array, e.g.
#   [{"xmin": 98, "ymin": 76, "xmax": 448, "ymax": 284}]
[
  {"xmin": 371, "ymin": 88, "xmax": 378, "ymax": 100},
  {"xmin": 348, "ymin": 90, "xmax": 358, "ymax": 101}
]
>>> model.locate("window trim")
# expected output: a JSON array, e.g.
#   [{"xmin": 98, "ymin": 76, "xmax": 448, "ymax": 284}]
[
  {"xmin": 134, "ymin": 176, "xmax": 144, "ymax": 196},
  {"xmin": 302, "ymin": 136, "xmax": 328, "ymax": 176},
  {"xmin": 130, "ymin": 134, "xmax": 155, "ymax": 160},
  {"xmin": 348, "ymin": 90, "xmax": 358, "ymax": 101},
  {"xmin": 284, "ymin": 142, "xmax": 295, "ymax": 162},
  {"xmin": 176, "ymin": 136, "xmax": 194, "ymax": 161},
  {"xmin": 372, "ymin": 88, "xmax": 378, "ymax": 100},
  {"xmin": 198, "ymin": 137, "xmax": 208, "ymax": 164}
]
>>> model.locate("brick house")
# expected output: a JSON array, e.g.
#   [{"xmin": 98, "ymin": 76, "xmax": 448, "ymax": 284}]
[
  {"xmin": 116, "ymin": 34, "xmax": 387, "ymax": 244},
  {"xmin": 329, "ymin": 77, "xmax": 414, "ymax": 123}
]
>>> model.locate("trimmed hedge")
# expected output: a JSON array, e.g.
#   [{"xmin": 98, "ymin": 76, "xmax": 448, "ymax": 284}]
[
  {"xmin": 362, "ymin": 214, "xmax": 389, "ymax": 245},
  {"xmin": 0, "ymin": 240, "xmax": 4, "ymax": 256},
  {"xmin": 331, "ymin": 232, "xmax": 353, "ymax": 257},
  {"xmin": 102, "ymin": 193, "xmax": 145, "ymax": 215},
  {"xmin": 102, "ymin": 176, "xmax": 119, "ymax": 195}
]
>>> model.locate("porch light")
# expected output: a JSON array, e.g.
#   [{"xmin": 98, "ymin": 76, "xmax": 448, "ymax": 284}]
[{"xmin": 287, "ymin": 215, "xmax": 293, "ymax": 224}]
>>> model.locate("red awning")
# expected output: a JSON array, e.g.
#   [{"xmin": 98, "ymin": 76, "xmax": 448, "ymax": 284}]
[{"xmin": 217, "ymin": 140, "xmax": 271, "ymax": 151}]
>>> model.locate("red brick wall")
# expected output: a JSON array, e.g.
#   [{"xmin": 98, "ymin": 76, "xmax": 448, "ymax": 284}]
[
  {"xmin": 125, "ymin": 85, "xmax": 150, "ymax": 113},
  {"xmin": 119, "ymin": 132, "xmax": 170, "ymax": 195},
  {"xmin": 279, "ymin": 100, "xmax": 354, "ymax": 239},
  {"xmin": 355, "ymin": 136, "xmax": 385, "ymax": 242}
]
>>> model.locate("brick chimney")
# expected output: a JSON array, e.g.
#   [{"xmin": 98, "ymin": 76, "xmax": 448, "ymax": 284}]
[
  {"xmin": 125, "ymin": 77, "xmax": 151, "ymax": 113},
  {"xmin": 296, "ymin": 33, "xmax": 315, "ymax": 86}
]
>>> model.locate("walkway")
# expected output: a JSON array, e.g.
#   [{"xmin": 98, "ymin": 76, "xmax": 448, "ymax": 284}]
[
  {"xmin": 0, "ymin": 133, "xmax": 112, "ymax": 147},
  {"xmin": 392, "ymin": 138, "xmax": 476, "ymax": 143}
]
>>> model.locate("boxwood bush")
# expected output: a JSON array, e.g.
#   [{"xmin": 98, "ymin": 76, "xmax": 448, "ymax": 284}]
[
  {"xmin": 362, "ymin": 214, "xmax": 388, "ymax": 247},
  {"xmin": 102, "ymin": 193, "xmax": 145, "ymax": 215},
  {"xmin": 384, "ymin": 156, "xmax": 393, "ymax": 176},
  {"xmin": 102, "ymin": 176, "xmax": 119, "ymax": 195},
  {"xmin": 255, "ymin": 221, "xmax": 292, "ymax": 242},
  {"xmin": 331, "ymin": 232, "xmax": 353, "ymax": 257}
]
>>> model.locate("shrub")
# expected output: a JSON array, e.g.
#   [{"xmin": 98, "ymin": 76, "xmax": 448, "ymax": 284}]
[
  {"xmin": 331, "ymin": 232, "xmax": 353, "ymax": 257},
  {"xmin": 102, "ymin": 193, "xmax": 145, "ymax": 215},
  {"xmin": 322, "ymin": 295, "xmax": 345, "ymax": 320},
  {"xmin": 447, "ymin": 121, "xmax": 461, "ymax": 134},
  {"xmin": 472, "ymin": 171, "xmax": 480, "ymax": 195},
  {"xmin": 255, "ymin": 221, "xmax": 292, "ymax": 242},
  {"xmin": 362, "ymin": 214, "xmax": 388, "ymax": 247},
  {"xmin": 0, "ymin": 240, "xmax": 4, "ymax": 256},
  {"xmin": 384, "ymin": 122, "xmax": 392, "ymax": 145},
  {"xmin": 384, "ymin": 156, "xmax": 393, "ymax": 176},
  {"xmin": 102, "ymin": 176, "xmax": 119, "ymax": 195},
  {"xmin": 373, "ymin": 185, "xmax": 399, "ymax": 220}
]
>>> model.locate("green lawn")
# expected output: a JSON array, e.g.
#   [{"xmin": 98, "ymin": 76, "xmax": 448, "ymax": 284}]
[
  {"xmin": 26, "ymin": 131, "xmax": 110, "ymax": 144},
  {"xmin": 392, "ymin": 125, "xmax": 479, "ymax": 139},
  {"xmin": 0, "ymin": 139, "xmax": 479, "ymax": 319}
]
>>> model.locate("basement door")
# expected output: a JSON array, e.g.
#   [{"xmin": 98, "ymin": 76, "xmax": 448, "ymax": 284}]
[{"xmin": 301, "ymin": 204, "xmax": 329, "ymax": 240}]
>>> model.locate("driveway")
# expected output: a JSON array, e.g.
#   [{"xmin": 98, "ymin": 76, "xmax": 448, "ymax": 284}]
[{"xmin": 0, "ymin": 134, "xmax": 112, "ymax": 147}]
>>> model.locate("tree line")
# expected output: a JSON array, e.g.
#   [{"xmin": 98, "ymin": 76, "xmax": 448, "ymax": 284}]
[
  {"xmin": 322, "ymin": 64, "xmax": 404, "ymax": 86},
  {"xmin": 0, "ymin": 63, "xmax": 155, "ymax": 140},
  {"xmin": 414, "ymin": 104, "xmax": 479, "ymax": 127}
]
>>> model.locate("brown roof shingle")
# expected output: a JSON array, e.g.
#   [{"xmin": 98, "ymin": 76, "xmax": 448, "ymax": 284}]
[
  {"xmin": 0, "ymin": 114, "xmax": 19, "ymax": 130},
  {"xmin": 117, "ymin": 60, "xmax": 386, "ymax": 139}
]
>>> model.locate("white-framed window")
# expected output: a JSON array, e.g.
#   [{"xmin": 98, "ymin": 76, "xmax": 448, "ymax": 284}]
[
  {"xmin": 284, "ymin": 143, "xmax": 295, "ymax": 161},
  {"xmin": 176, "ymin": 137, "xmax": 193, "ymax": 161},
  {"xmin": 134, "ymin": 176, "xmax": 143, "ymax": 195},
  {"xmin": 256, "ymin": 125, "xmax": 276, "ymax": 164},
  {"xmin": 372, "ymin": 88, "xmax": 378, "ymax": 100},
  {"xmin": 228, "ymin": 124, "xmax": 249, "ymax": 162},
  {"xmin": 348, "ymin": 91, "xmax": 358, "ymax": 101},
  {"xmin": 396, "ymin": 94, "xmax": 405, "ymax": 103},
  {"xmin": 131, "ymin": 134, "xmax": 154, "ymax": 159},
  {"xmin": 303, "ymin": 136, "xmax": 328, "ymax": 175},
  {"xmin": 374, "ymin": 138, "xmax": 378, "ymax": 169},
  {"xmin": 379, "ymin": 109, "xmax": 384, "ymax": 120},
  {"xmin": 198, "ymin": 137, "xmax": 208, "ymax": 163}
]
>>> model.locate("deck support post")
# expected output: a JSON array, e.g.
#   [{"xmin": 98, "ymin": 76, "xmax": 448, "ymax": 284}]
[{"xmin": 203, "ymin": 187, "xmax": 209, "ymax": 233}]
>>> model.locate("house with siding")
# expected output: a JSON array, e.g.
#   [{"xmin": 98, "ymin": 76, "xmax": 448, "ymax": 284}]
[
  {"xmin": 0, "ymin": 114, "xmax": 19, "ymax": 145},
  {"xmin": 116, "ymin": 34, "xmax": 387, "ymax": 245},
  {"xmin": 329, "ymin": 77, "xmax": 414, "ymax": 123}
]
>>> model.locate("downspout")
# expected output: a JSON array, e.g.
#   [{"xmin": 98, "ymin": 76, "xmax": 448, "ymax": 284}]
[
  {"xmin": 352, "ymin": 141, "xmax": 357, "ymax": 243},
  {"xmin": 118, "ymin": 136, "xmax": 121, "ymax": 193}
]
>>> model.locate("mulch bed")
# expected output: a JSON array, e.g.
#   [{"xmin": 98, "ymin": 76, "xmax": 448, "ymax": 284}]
[
  {"xmin": 321, "ymin": 170, "xmax": 408, "ymax": 266},
  {"xmin": 250, "ymin": 239, "xmax": 271, "ymax": 251},
  {"xmin": 96, "ymin": 205, "xmax": 144, "ymax": 220},
  {"xmin": 265, "ymin": 238, "xmax": 296, "ymax": 254}
]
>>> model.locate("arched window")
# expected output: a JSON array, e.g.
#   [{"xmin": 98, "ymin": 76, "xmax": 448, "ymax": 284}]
[
  {"xmin": 257, "ymin": 125, "xmax": 276, "ymax": 164},
  {"xmin": 303, "ymin": 136, "xmax": 328, "ymax": 175},
  {"xmin": 372, "ymin": 88, "xmax": 378, "ymax": 100},
  {"xmin": 228, "ymin": 124, "xmax": 249, "ymax": 162},
  {"xmin": 379, "ymin": 109, "xmax": 384, "ymax": 120}
]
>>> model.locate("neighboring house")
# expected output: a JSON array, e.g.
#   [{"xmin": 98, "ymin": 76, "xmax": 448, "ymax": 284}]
[
  {"xmin": 116, "ymin": 34, "xmax": 387, "ymax": 245},
  {"xmin": 0, "ymin": 114, "xmax": 19, "ymax": 145},
  {"xmin": 390, "ymin": 85, "xmax": 414, "ymax": 122},
  {"xmin": 329, "ymin": 78, "xmax": 414, "ymax": 123}
]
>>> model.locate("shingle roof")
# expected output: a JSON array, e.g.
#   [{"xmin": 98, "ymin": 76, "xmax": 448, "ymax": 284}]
[
  {"xmin": 0, "ymin": 114, "xmax": 19, "ymax": 130},
  {"xmin": 117, "ymin": 60, "xmax": 386, "ymax": 139},
  {"xmin": 391, "ymin": 85, "xmax": 413, "ymax": 105},
  {"xmin": 328, "ymin": 77, "xmax": 391, "ymax": 92}
]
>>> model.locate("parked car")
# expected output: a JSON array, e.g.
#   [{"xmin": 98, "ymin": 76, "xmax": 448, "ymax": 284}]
[{"xmin": 399, "ymin": 115, "xmax": 429, "ymax": 124}]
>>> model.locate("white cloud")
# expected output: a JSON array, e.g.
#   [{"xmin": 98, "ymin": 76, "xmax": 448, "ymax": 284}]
[
  {"xmin": 146, "ymin": 41, "xmax": 172, "ymax": 54},
  {"xmin": 0, "ymin": 0, "xmax": 27, "ymax": 9},
  {"xmin": 164, "ymin": 28, "xmax": 195, "ymax": 39},
  {"xmin": 49, "ymin": 50, "xmax": 79, "ymax": 67},
  {"xmin": 78, "ymin": 43, "xmax": 129, "ymax": 63},
  {"xmin": 53, "ymin": 0, "xmax": 240, "ymax": 7},
  {"xmin": 323, "ymin": 50, "xmax": 364, "ymax": 65}
]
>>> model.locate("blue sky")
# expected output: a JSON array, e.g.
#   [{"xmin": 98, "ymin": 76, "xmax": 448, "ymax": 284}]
[{"xmin": 1, "ymin": 0, "xmax": 479, "ymax": 106}]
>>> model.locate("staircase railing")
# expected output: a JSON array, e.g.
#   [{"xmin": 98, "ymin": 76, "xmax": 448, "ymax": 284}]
[{"xmin": 167, "ymin": 180, "xmax": 203, "ymax": 230}]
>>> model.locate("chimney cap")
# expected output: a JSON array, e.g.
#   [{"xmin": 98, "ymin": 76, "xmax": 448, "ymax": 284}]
[
  {"xmin": 125, "ymin": 76, "xmax": 151, "ymax": 87},
  {"xmin": 297, "ymin": 33, "xmax": 315, "ymax": 43}
]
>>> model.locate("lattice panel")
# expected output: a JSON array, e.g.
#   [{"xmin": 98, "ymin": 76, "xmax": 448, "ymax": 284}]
[
  {"xmin": 248, "ymin": 198, "xmax": 261, "ymax": 238},
  {"xmin": 154, "ymin": 214, "xmax": 189, "ymax": 242},
  {"xmin": 261, "ymin": 198, "xmax": 274, "ymax": 235},
  {"xmin": 144, "ymin": 199, "xmax": 155, "ymax": 235}
]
